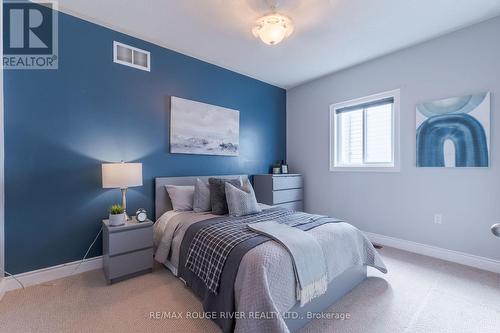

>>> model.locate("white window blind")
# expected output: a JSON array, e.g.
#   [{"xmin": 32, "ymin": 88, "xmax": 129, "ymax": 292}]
[
  {"xmin": 331, "ymin": 91, "xmax": 399, "ymax": 170},
  {"xmin": 365, "ymin": 103, "xmax": 393, "ymax": 163},
  {"xmin": 338, "ymin": 108, "xmax": 363, "ymax": 165}
]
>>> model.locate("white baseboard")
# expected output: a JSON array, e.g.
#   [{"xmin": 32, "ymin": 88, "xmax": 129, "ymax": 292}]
[
  {"xmin": 365, "ymin": 231, "xmax": 500, "ymax": 274},
  {"xmin": 3, "ymin": 256, "xmax": 103, "ymax": 292},
  {"xmin": 0, "ymin": 278, "xmax": 5, "ymax": 301}
]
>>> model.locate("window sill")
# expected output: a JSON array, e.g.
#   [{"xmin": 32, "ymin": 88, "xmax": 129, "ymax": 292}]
[{"xmin": 330, "ymin": 165, "xmax": 400, "ymax": 173}]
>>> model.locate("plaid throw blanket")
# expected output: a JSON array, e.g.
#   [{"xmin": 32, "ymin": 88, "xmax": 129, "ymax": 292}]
[{"xmin": 185, "ymin": 208, "xmax": 331, "ymax": 294}]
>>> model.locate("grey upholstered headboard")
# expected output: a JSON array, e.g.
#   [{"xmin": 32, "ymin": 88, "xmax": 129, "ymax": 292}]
[{"xmin": 155, "ymin": 175, "xmax": 248, "ymax": 220}]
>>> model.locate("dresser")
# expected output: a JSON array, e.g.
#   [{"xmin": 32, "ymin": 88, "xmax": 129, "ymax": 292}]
[
  {"xmin": 102, "ymin": 217, "xmax": 154, "ymax": 284},
  {"xmin": 254, "ymin": 174, "xmax": 303, "ymax": 211}
]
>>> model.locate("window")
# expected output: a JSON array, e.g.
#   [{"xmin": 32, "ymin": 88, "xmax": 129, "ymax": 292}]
[{"xmin": 330, "ymin": 90, "xmax": 400, "ymax": 171}]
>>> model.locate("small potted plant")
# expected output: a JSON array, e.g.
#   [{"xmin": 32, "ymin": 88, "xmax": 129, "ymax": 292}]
[{"xmin": 109, "ymin": 204, "xmax": 126, "ymax": 226}]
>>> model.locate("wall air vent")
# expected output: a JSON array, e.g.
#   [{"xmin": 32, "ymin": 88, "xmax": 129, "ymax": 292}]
[{"xmin": 113, "ymin": 41, "xmax": 150, "ymax": 72}]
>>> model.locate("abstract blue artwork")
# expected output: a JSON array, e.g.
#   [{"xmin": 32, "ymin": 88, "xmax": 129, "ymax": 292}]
[{"xmin": 416, "ymin": 92, "xmax": 490, "ymax": 167}]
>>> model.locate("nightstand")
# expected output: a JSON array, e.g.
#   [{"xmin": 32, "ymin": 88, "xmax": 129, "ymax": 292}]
[{"xmin": 102, "ymin": 217, "xmax": 154, "ymax": 284}]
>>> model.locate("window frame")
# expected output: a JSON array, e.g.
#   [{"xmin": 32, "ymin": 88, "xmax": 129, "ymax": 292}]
[
  {"xmin": 329, "ymin": 89, "xmax": 400, "ymax": 172},
  {"xmin": 113, "ymin": 41, "xmax": 151, "ymax": 72}
]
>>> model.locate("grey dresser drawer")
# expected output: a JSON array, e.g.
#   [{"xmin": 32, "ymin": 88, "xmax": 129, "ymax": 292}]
[
  {"xmin": 273, "ymin": 176, "xmax": 303, "ymax": 190},
  {"xmin": 254, "ymin": 174, "xmax": 304, "ymax": 211},
  {"xmin": 107, "ymin": 248, "xmax": 153, "ymax": 279},
  {"xmin": 109, "ymin": 227, "xmax": 152, "ymax": 256},
  {"xmin": 276, "ymin": 201, "xmax": 303, "ymax": 211},
  {"xmin": 273, "ymin": 188, "xmax": 303, "ymax": 204}
]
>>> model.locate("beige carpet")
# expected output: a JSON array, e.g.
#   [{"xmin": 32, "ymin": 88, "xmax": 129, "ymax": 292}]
[{"xmin": 1, "ymin": 247, "xmax": 499, "ymax": 333}]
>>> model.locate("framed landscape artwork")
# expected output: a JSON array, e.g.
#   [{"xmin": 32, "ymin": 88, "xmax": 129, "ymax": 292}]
[
  {"xmin": 416, "ymin": 92, "xmax": 490, "ymax": 168},
  {"xmin": 170, "ymin": 96, "xmax": 240, "ymax": 156}
]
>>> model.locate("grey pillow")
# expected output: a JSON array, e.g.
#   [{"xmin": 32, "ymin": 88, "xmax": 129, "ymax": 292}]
[
  {"xmin": 225, "ymin": 181, "xmax": 262, "ymax": 217},
  {"xmin": 165, "ymin": 185, "xmax": 194, "ymax": 211},
  {"xmin": 193, "ymin": 178, "xmax": 211, "ymax": 213},
  {"xmin": 208, "ymin": 177, "xmax": 242, "ymax": 215}
]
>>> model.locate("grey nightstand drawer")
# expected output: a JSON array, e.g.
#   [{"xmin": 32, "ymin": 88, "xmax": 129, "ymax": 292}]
[
  {"xmin": 109, "ymin": 226, "xmax": 152, "ymax": 256},
  {"xmin": 273, "ymin": 176, "xmax": 303, "ymax": 190},
  {"xmin": 106, "ymin": 248, "xmax": 153, "ymax": 280},
  {"xmin": 273, "ymin": 188, "xmax": 303, "ymax": 204},
  {"xmin": 275, "ymin": 201, "xmax": 303, "ymax": 211}
]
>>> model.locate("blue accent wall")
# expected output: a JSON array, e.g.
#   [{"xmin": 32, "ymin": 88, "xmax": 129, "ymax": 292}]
[{"xmin": 3, "ymin": 10, "xmax": 286, "ymax": 274}]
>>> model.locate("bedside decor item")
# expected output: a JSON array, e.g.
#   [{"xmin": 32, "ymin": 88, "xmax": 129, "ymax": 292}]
[
  {"xmin": 272, "ymin": 161, "xmax": 282, "ymax": 174},
  {"xmin": 102, "ymin": 161, "xmax": 143, "ymax": 220},
  {"xmin": 281, "ymin": 160, "xmax": 289, "ymax": 174},
  {"xmin": 491, "ymin": 223, "xmax": 500, "ymax": 237},
  {"xmin": 416, "ymin": 92, "xmax": 490, "ymax": 167},
  {"xmin": 109, "ymin": 204, "xmax": 126, "ymax": 226},
  {"xmin": 136, "ymin": 208, "xmax": 148, "ymax": 222},
  {"xmin": 170, "ymin": 96, "xmax": 239, "ymax": 156},
  {"xmin": 102, "ymin": 217, "xmax": 154, "ymax": 284}
]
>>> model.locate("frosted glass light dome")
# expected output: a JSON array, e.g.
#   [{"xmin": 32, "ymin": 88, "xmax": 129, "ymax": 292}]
[{"xmin": 252, "ymin": 13, "xmax": 294, "ymax": 45}]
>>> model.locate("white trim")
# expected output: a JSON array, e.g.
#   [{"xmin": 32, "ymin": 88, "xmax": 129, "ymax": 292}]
[
  {"xmin": 3, "ymin": 256, "xmax": 103, "ymax": 292},
  {"xmin": 0, "ymin": 0, "xmax": 4, "ymax": 302},
  {"xmin": 329, "ymin": 89, "xmax": 401, "ymax": 172},
  {"xmin": 0, "ymin": 278, "xmax": 5, "ymax": 301},
  {"xmin": 113, "ymin": 41, "xmax": 151, "ymax": 72},
  {"xmin": 364, "ymin": 231, "xmax": 500, "ymax": 274}
]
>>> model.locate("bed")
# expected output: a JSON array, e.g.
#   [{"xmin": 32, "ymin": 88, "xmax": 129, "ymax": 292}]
[{"xmin": 153, "ymin": 175, "xmax": 387, "ymax": 333}]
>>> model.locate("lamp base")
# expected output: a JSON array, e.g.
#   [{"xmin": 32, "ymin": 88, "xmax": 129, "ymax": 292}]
[{"xmin": 121, "ymin": 187, "xmax": 131, "ymax": 221}]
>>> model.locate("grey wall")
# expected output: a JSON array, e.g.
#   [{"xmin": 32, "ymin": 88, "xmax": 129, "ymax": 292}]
[{"xmin": 287, "ymin": 16, "xmax": 500, "ymax": 261}]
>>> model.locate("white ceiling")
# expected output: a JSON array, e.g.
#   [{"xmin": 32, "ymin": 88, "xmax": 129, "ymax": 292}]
[{"xmin": 57, "ymin": 0, "xmax": 500, "ymax": 88}]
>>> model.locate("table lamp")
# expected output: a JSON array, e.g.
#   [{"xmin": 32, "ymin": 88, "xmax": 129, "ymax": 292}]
[{"xmin": 102, "ymin": 162, "xmax": 143, "ymax": 220}]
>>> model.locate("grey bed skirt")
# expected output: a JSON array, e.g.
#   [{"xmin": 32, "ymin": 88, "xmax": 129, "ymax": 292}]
[{"xmin": 284, "ymin": 265, "xmax": 367, "ymax": 333}]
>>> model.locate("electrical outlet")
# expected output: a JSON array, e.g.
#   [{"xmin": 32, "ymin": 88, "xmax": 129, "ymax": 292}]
[{"xmin": 434, "ymin": 214, "xmax": 443, "ymax": 224}]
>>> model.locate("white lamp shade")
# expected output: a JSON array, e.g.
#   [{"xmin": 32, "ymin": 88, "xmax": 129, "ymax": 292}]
[{"xmin": 102, "ymin": 163, "xmax": 143, "ymax": 189}]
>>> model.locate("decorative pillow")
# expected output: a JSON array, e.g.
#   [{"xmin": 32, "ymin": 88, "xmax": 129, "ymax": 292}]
[
  {"xmin": 193, "ymin": 178, "xmax": 211, "ymax": 213},
  {"xmin": 165, "ymin": 185, "xmax": 194, "ymax": 211},
  {"xmin": 208, "ymin": 177, "xmax": 242, "ymax": 215},
  {"xmin": 225, "ymin": 181, "xmax": 262, "ymax": 217}
]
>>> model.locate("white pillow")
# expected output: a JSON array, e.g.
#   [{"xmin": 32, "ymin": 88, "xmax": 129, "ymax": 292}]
[{"xmin": 165, "ymin": 185, "xmax": 194, "ymax": 211}]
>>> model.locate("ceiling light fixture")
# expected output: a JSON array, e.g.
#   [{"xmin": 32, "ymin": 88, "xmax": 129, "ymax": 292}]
[{"xmin": 252, "ymin": 0, "xmax": 294, "ymax": 46}]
